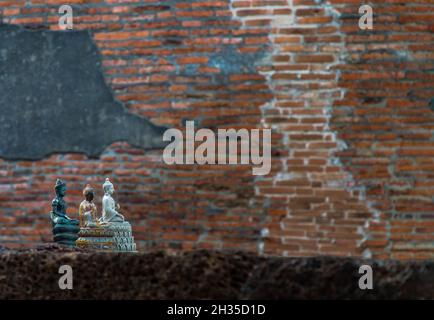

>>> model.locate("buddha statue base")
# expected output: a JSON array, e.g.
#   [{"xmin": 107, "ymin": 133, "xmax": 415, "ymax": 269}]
[
  {"xmin": 105, "ymin": 222, "xmax": 137, "ymax": 252},
  {"xmin": 76, "ymin": 227, "xmax": 117, "ymax": 251},
  {"xmin": 76, "ymin": 222, "xmax": 137, "ymax": 252},
  {"xmin": 50, "ymin": 212, "xmax": 80, "ymax": 247}
]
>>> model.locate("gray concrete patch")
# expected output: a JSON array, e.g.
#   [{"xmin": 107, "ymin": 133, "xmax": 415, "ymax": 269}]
[{"xmin": 0, "ymin": 24, "xmax": 166, "ymax": 160}]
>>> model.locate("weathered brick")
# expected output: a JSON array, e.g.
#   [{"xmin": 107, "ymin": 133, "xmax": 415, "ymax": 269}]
[{"xmin": 0, "ymin": 0, "xmax": 432, "ymax": 261}]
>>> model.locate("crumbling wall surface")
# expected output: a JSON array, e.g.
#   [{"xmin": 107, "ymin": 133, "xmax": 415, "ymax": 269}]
[
  {"xmin": 0, "ymin": 0, "xmax": 433, "ymax": 260},
  {"xmin": 0, "ymin": 0, "xmax": 272, "ymax": 254},
  {"xmin": 0, "ymin": 247, "xmax": 433, "ymax": 299},
  {"xmin": 331, "ymin": 1, "xmax": 434, "ymax": 260}
]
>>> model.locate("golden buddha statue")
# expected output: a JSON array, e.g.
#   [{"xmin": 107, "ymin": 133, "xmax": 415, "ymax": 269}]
[{"xmin": 79, "ymin": 184, "xmax": 98, "ymax": 228}]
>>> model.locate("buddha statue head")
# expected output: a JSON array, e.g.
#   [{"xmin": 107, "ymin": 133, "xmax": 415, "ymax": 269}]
[
  {"xmin": 103, "ymin": 178, "xmax": 114, "ymax": 195},
  {"xmin": 54, "ymin": 179, "xmax": 66, "ymax": 197},
  {"xmin": 83, "ymin": 184, "xmax": 94, "ymax": 202}
]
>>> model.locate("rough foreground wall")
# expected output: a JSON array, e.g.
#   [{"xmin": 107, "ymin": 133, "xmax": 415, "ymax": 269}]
[
  {"xmin": 0, "ymin": 0, "xmax": 433, "ymax": 260},
  {"xmin": 1, "ymin": 247, "xmax": 434, "ymax": 299}
]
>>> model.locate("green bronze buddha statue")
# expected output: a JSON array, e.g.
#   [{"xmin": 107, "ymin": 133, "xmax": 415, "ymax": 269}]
[{"xmin": 49, "ymin": 179, "xmax": 79, "ymax": 246}]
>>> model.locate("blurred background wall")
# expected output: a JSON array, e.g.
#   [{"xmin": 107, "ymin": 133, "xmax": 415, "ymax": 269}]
[{"xmin": 0, "ymin": 0, "xmax": 433, "ymax": 260}]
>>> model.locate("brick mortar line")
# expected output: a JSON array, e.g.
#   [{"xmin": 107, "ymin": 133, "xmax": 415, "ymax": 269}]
[{"xmin": 230, "ymin": 0, "xmax": 381, "ymax": 258}]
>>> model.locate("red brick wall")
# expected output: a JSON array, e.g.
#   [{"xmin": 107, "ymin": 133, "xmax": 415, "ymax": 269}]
[
  {"xmin": 332, "ymin": 0, "xmax": 434, "ymax": 260},
  {"xmin": 0, "ymin": 0, "xmax": 433, "ymax": 260}
]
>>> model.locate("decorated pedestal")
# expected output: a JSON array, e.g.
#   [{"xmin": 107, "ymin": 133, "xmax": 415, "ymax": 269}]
[
  {"xmin": 107, "ymin": 222, "xmax": 137, "ymax": 252},
  {"xmin": 76, "ymin": 222, "xmax": 136, "ymax": 252},
  {"xmin": 76, "ymin": 227, "xmax": 117, "ymax": 251}
]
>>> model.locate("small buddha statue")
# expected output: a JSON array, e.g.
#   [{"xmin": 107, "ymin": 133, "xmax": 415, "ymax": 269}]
[
  {"xmin": 79, "ymin": 184, "xmax": 98, "ymax": 228},
  {"xmin": 100, "ymin": 178, "xmax": 125, "ymax": 224},
  {"xmin": 49, "ymin": 179, "xmax": 79, "ymax": 246},
  {"xmin": 50, "ymin": 179, "xmax": 79, "ymax": 226}
]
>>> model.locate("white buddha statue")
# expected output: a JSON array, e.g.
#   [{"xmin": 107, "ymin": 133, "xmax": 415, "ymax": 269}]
[{"xmin": 100, "ymin": 178, "xmax": 125, "ymax": 224}]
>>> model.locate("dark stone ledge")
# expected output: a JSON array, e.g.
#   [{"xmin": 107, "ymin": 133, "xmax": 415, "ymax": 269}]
[{"xmin": 0, "ymin": 245, "xmax": 432, "ymax": 299}]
